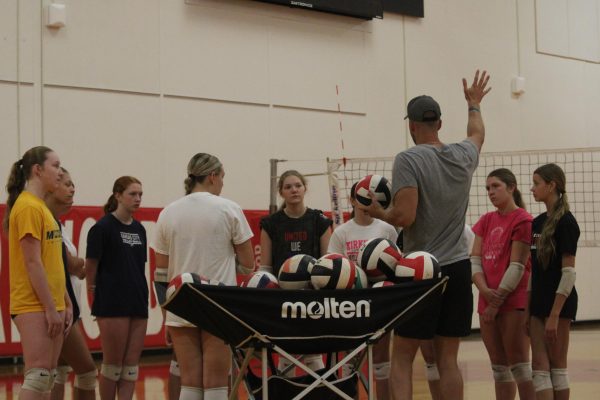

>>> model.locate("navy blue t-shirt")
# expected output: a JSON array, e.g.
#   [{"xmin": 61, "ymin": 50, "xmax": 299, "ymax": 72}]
[
  {"xmin": 530, "ymin": 211, "xmax": 579, "ymax": 319},
  {"xmin": 86, "ymin": 214, "xmax": 148, "ymax": 318}
]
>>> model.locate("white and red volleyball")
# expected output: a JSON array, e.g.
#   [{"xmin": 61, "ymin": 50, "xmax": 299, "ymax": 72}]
[
  {"xmin": 355, "ymin": 174, "xmax": 392, "ymax": 209},
  {"xmin": 395, "ymin": 251, "xmax": 441, "ymax": 282},
  {"xmin": 311, "ymin": 253, "xmax": 357, "ymax": 290},
  {"xmin": 357, "ymin": 238, "xmax": 402, "ymax": 282},
  {"xmin": 372, "ymin": 280, "xmax": 395, "ymax": 288},
  {"xmin": 240, "ymin": 271, "xmax": 280, "ymax": 289},
  {"xmin": 278, "ymin": 254, "xmax": 317, "ymax": 289},
  {"xmin": 166, "ymin": 272, "xmax": 203, "ymax": 299},
  {"xmin": 198, "ymin": 277, "xmax": 225, "ymax": 286}
]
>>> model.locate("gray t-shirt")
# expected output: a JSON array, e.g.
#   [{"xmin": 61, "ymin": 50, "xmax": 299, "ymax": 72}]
[{"xmin": 391, "ymin": 139, "xmax": 479, "ymax": 265}]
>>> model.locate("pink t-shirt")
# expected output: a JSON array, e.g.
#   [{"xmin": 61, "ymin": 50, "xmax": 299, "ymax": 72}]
[{"xmin": 472, "ymin": 208, "xmax": 532, "ymax": 314}]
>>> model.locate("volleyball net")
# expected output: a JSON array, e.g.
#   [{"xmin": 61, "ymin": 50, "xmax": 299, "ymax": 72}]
[{"xmin": 325, "ymin": 147, "xmax": 600, "ymax": 247}]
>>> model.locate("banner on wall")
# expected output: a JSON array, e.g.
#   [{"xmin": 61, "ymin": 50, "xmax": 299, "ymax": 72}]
[{"xmin": 0, "ymin": 204, "xmax": 268, "ymax": 357}]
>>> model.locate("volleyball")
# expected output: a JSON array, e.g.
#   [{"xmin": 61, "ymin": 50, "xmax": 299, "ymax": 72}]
[
  {"xmin": 353, "ymin": 263, "xmax": 369, "ymax": 289},
  {"xmin": 240, "ymin": 271, "xmax": 280, "ymax": 289},
  {"xmin": 166, "ymin": 272, "xmax": 202, "ymax": 300},
  {"xmin": 372, "ymin": 280, "xmax": 395, "ymax": 288},
  {"xmin": 311, "ymin": 253, "xmax": 357, "ymax": 290},
  {"xmin": 357, "ymin": 238, "xmax": 402, "ymax": 282},
  {"xmin": 198, "ymin": 277, "xmax": 225, "ymax": 286},
  {"xmin": 355, "ymin": 174, "xmax": 392, "ymax": 209},
  {"xmin": 395, "ymin": 251, "xmax": 441, "ymax": 282},
  {"xmin": 278, "ymin": 254, "xmax": 317, "ymax": 289}
]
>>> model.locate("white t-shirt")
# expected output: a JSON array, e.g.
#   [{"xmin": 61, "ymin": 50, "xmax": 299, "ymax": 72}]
[
  {"xmin": 151, "ymin": 192, "xmax": 253, "ymax": 327},
  {"xmin": 62, "ymin": 227, "xmax": 83, "ymax": 302},
  {"xmin": 328, "ymin": 219, "xmax": 398, "ymax": 263}
]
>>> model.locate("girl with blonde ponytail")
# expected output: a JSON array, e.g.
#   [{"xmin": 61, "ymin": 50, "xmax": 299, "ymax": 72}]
[
  {"xmin": 529, "ymin": 163, "xmax": 579, "ymax": 399},
  {"xmin": 152, "ymin": 153, "xmax": 255, "ymax": 400},
  {"xmin": 4, "ymin": 146, "xmax": 72, "ymax": 400}
]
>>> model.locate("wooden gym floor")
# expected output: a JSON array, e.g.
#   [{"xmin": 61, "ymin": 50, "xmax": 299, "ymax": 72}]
[{"xmin": 0, "ymin": 323, "xmax": 598, "ymax": 399}]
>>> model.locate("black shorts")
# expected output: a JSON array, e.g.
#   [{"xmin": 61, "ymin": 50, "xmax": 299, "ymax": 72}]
[{"xmin": 394, "ymin": 258, "xmax": 473, "ymax": 339}]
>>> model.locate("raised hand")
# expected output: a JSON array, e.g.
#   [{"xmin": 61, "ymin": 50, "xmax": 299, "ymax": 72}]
[{"xmin": 462, "ymin": 70, "xmax": 491, "ymax": 106}]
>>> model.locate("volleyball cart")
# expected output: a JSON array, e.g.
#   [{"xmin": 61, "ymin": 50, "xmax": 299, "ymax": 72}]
[{"xmin": 163, "ymin": 277, "xmax": 447, "ymax": 400}]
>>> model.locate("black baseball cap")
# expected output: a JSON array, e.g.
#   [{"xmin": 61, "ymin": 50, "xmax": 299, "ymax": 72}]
[{"xmin": 404, "ymin": 95, "xmax": 441, "ymax": 122}]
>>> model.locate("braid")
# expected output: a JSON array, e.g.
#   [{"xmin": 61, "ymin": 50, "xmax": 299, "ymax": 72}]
[
  {"xmin": 537, "ymin": 193, "xmax": 569, "ymax": 268},
  {"xmin": 534, "ymin": 163, "xmax": 569, "ymax": 268}
]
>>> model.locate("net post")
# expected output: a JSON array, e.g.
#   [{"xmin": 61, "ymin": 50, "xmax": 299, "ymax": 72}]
[{"xmin": 269, "ymin": 159, "xmax": 279, "ymax": 215}]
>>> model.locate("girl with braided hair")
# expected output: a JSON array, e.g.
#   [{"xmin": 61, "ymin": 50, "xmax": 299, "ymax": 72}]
[{"xmin": 529, "ymin": 163, "xmax": 579, "ymax": 400}]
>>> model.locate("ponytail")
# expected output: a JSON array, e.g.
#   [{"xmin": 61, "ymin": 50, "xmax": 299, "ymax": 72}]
[
  {"xmin": 3, "ymin": 146, "xmax": 54, "ymax": 231},
  {"xmin": 103, "ymin": 194, "xmax": 119, "ymax": 214},
  {"xmin": 3, "ymin": 160, "xmax": 27, "ymax": 231},
  {"xmin": 513, "ymin": 188, "xmax": 525, "ymax": 210}
]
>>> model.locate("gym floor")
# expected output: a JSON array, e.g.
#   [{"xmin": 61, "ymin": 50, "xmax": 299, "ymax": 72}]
[{"xmin": 0, "ymin": 323, "xmax": 599, "ymax": 399}]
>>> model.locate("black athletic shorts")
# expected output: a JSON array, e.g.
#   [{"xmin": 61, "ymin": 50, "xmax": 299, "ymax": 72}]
[{"xmin": 394, "ymin": 258, "xmax": 473, "ymax": 339}]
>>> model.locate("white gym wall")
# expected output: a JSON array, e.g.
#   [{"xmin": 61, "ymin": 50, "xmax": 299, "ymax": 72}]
[{"xmin": 1, "ymin": 0, "xmax": 600, "ymax": 321}]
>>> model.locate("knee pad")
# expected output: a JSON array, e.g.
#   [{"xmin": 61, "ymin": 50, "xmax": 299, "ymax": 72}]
[
  {"xmin": 180, "ymin": 386, "xmax": 204, "ymax": 400},
  {"xmin": 54, "ymin": 365, "xmax": 72, "ymax": 385},
  {"xmin": 532, "ymin": 370, "xmax": 553, "ymax": 392},
  {"xmin": 169, "ymin": 360, "xmax": 180, "ymax": 377},
  {"xmin": 551, "ymin": 368, "xmax": 569, "ymax": 391},
  {"xmin": 373, "ymin": 362, "xmax": 390, "ymax": 380},
  {"xmin": 121, "ymin": 365, "xmax": 139, "ymax": 382},
  {"xmin": 510, "ymin": 362, "xmax": 532, "ymax": 383},
  {"xmin": 74, "ymin": 369, "xmax": 97, "ymax": 391},
  {"xmin": 425, "ymin": 363, "xmax": 440, "ymax": 381},
  {"xmin": 492, "ymin": 364, "xmax": 514, "ymax": 383},
  {"xmin": 203, "ymin": 386, "xmax": 227, "ymax": 400},
  {"xmin": 303, "ymin": 354, "xmax": 324, "ymax": 371},
  {"xmin": 22, "ymin": 368, "xmax": 53, "ymax": 393},
  {"xmin": 100, "ymin": 364, "xmax": 122, "ymax": 382}
]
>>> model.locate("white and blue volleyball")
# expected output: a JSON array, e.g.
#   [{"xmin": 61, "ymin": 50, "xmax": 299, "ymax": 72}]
[
  {"xmin": 240, "ymin": 271, "xmax": 280, "ymax": 289},
  {"xmin": 311, "ymin": 253, "xmax": 357, "ymax": 290},
  {"xmin": 278, "ymin": 254, "xmax": 317, "ymax": 289}
]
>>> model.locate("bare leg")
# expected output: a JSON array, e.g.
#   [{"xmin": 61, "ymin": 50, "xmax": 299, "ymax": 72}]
[
  {"xmin": 117, "ymin": 318, "xmax": 147, "ymax": 400},
  {"xmin": 373, "ymin": 333, "xmax": 391, "ymax": 400},
  {"xmin": 480, "ymin": 315, "xmax": 516, "ymax": 400},
  {"xmin": 433, "ymin": 336, "xmax": 463, "ymax": 400},
  {"xmin": 15, "ymin": 312, "xmax": 65, "ymax": 400},
  {"xmin": 57, "ymin": 321, "xmax": 97, "ymax": 400},
  {"xmin": 529, "ymin": 317, "xmax": 553, "ymax": 400},
  {"xmin": 420, "ymin": 340, "xmax": 442, "ymax": 400},
  {"xmin": 389, "ymin": 336, "xmax": 420, "ymax": 400}
]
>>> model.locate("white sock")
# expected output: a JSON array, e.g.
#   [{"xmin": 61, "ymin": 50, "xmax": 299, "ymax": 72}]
[
  {"xmin": 203, "ymin": 387, "xmax": 228, "ymax": 400},
  {"xmin": 179, "ymin": 386, "xmax": 203, "ymax": 400}
]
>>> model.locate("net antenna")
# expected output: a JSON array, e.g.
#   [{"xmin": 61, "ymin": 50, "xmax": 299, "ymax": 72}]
[{"xmin": 327, "ymin": 147, "xmax": 600, "ymax": 247}]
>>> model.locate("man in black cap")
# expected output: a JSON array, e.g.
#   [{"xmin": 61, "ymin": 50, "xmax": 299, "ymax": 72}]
[{"xmin": 362, "ymin": 70, "xmax": 491, "ymax": 399}]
